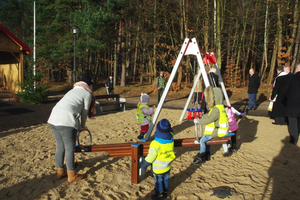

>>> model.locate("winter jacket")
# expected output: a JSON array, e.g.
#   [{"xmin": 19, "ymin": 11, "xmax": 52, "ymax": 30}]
[
  {"xmin": 136, "ymin": 103, "xmax": 154, "ymax": 126},
  {"xmin": 286, "ymin": 72, "xmax": 300, "ymax": 117},
  {"xmin": 156, "ymin": 76, "xmax": 166, "ymax": 89},
  {"xmin": 248, "ymin": 74, "xmax": 260, "ymax": 94},
  {"xmin": 197, "ymin": 87, "xmax": 229, "ymax": 138},
  {"xmin": 48, "ymin": 86, "xmax": 92, "ymax": 130}
]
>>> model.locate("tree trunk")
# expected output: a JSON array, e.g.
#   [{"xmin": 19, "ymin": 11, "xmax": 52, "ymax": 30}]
[
  {"xmin": 291, "ymin": 14, "xmax": 300, "ymax": 71},
  {"xmin": 268, "ymin": 36, "xmax": 279, "ymax": 85},
  {"xmin": 287, "ymin": 0, "xmax": 299, "ymax": 67},
  {"xmin": 260, "ymin": 0, "xmax": 269, "ymax": 81},
  {"xmin": 276, "ymin": 2, "xmax": 283, "ymax": 66},
  {"xmin": 120, "ymin": 16, "xmax": 126, "ymax": 87}
]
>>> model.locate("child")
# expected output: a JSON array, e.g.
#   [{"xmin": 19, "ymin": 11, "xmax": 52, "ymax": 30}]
[
  {"xmin": 140, "ymin": 119, "xmax": 176, "ymax": 200},
  {"xmin": 136, "ymin": 93, "xmax": 155, "ymax": 139},
  {"xmin": 223, "ymin": 106, "xmax": 244, "ymax": 155},
  {"xmin": 193, "ymin": 86, "xmax": 229, "ymax": 165}
]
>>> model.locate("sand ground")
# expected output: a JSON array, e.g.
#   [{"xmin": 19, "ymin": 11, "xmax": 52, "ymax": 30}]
[{"xmin": 0, "ymin": 95, "xmax": 299, "ymax": 200}]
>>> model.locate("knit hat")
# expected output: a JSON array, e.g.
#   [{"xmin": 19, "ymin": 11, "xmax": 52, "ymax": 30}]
[
  {"xmin": 154, "ymin": 119, "xmax": 173, "ymax": 139},
  {"xmin": 140, "ymin": 93, "xmax": 150, "ymax": 102},
  {"xmin": 80, "ymin": 74, "xmax": 93, "ymax": 85}
]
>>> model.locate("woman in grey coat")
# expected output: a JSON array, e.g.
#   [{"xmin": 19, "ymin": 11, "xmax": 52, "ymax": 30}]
[{"xmin": 48, "ymin": 74, "xmax": 95, "ymax": 182}]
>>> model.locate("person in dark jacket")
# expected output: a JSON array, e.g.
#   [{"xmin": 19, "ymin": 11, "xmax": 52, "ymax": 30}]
[
  {"xmin": 156, "ymin": 71, "xmax": 167, "ymax": 104},
  {"xmin": 105, "ymin": 75, "xmax": 114, "ymax": 95},
  {"xmin": 247, "ymin": 68, "xmax": 260, "ymax": 110},
  {"xmin": 269, "ymin": 66, "xmax": 291, "ymax": 125},
  {"xmin": 286, "ymin": 64, "xmax": 300, "ymax": 144}
]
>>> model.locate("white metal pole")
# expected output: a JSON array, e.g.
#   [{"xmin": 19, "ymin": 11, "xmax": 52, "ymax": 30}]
[
  {"xmin": 142, "ymin": 38, "xmax": 190, "ymax": 141},
  {"xmin": 73, "ymin": 28, "xmax": 77, "ymax": 84},
  {"xmin": 179, "ymin": 71, "xmax": 202, "ymax": 121},
  {"xmin": 33, "ymin": 0, "xmax": 36, "ymax": 90},
  {"xmin": 179, "ymin": 38, "xmax": 211, "ymax": 121}
]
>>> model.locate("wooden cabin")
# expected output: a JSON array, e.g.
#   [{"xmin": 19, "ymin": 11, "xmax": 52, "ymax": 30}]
[{"xmin": 0, "ymin": 25, "xmax": 31, "ymax": 93}]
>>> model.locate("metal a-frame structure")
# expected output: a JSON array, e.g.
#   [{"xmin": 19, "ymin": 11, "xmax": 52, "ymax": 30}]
[{"xmin": 141, "ymin": 38, "xmax": 231, "ymax": 141}]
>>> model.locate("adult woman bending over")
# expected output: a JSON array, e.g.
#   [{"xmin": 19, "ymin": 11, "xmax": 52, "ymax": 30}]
[{"xmin": 48, "ymin": 74, "xmax": 95, "ymax": 182}]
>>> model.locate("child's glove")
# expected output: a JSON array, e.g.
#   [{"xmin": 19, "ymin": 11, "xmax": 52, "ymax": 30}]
[
  {"xmin": 140, "ymin": 159, "xmax": 151, "ymax": 169},
  {"xmin": 239, "ymin": 113, "xmax": 245, "ymax": 118}
]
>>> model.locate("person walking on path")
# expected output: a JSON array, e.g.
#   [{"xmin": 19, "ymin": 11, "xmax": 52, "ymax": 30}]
[
  {"xmin": 286, "ymin": 64, "xmax": 300, "ymax": 144},
  {"xmin": 247, "ymin": 68, "xmax": 260, "ymax": 111},
  {"xmin": 105, "ymin": 75, "xmax": 114, "ymax": 96},
  {"xmin": 156, "ymin": 71, "xmax": 166, "ymax": 104},
  {"xmin": 48, "ymin": 74, "xmax": 95, "ymax": 182},
  {"xmin": 269, "ymin": 66, "xmax": 290, "ymax": 125}
]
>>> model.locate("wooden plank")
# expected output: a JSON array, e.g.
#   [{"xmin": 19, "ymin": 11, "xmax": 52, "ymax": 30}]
[
  {"xmin": 75, "ymin": 137, "xmax": 230, "ymax": 153},
  {"xmin": 131, "ymin": 144, "xmax": 141, "ymax": 184}
]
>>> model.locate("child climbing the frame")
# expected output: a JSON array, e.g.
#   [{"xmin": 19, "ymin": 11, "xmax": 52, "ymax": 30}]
[
  {"xmin": 140, "ymin": 119, "xmax": 176, "ymax": 200},
  {"xmin": 136, "ymin": 93, "xmax": 156, "ymax": 139}
]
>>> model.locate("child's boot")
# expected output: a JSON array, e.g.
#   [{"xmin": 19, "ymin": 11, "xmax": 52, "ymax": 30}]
[
  {"xmin": 192, "ymin": 153, "xmax": 206, "ymax": 165},
  {"xmin": 151, "ymin": 191, "xmax": 164, "ymax": 200},
  {"xmin": 205, "ymin": 151, "xmax": 211, "ymax": 161},
  {"xmin": 137, "ymin": 132, "xmax": 146, "ymax": 139},
  {"xmin": 163, "ymin": 190, "xmax": 168, "ymax": 198}
]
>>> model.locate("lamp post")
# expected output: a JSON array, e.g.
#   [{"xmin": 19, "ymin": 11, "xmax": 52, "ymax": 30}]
[{"xmin": 72, "ymin": 27, "xmax": 78, "ymax": 84}]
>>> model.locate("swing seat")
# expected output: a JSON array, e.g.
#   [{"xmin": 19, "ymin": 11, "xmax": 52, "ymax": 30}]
[
  {"xmin": 222, "ymin": 132, "xmax": 235, "ymax": 137},
  {"xmin": 187, "ymin": 108, "xmax": 202, "ymax": 120}
]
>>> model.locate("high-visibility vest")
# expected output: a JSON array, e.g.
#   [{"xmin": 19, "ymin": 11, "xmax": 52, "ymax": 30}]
[
  {"xmin": 146, "ymin": 137, "xmax": 176, "ymax": 174},
  {"xmin": 136, "ymin": 104, "xmax": 152, "ymax": 123},
  {"xmin": 204, "ymin": 105, "xmax": 229, "ymax": 137}
]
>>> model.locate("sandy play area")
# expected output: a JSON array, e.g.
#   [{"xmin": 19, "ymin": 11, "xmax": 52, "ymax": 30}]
[{"xmin": 0, "ymin": 96, "xmax": 299, "ymax": 200}]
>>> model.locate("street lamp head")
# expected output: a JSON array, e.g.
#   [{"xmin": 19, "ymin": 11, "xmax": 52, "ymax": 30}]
[{"xmin": 72, "ymin": 27, "xmax": 78, "ymax": 34}]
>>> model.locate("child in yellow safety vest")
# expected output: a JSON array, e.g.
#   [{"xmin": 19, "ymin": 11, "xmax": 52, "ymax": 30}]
[
  {"xmin": 136, "ymin": 93, "xmax": 155, "ymax": 139},
  {"xmin": 193, "ymin": 86, "xmax": 229, "ymax": 165},
  {"xmin": 140, "ymin": 119, "xmax": 176, "ymax": 200}
]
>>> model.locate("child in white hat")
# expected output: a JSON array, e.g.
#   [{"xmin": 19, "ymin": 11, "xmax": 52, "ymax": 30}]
[{"xmin": 136, "ymin": 93, "xmax": 155, "ymax": 139}]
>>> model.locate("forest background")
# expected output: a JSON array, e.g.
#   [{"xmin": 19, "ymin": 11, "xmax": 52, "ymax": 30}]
[{"xmin": 1, "ymin": 0, "xmax": 300, "ymax": 99}]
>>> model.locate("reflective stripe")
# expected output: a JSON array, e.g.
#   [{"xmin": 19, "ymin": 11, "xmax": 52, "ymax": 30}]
[
  {"xmin": 218, "ymin": 129, "xmax": 228, "ymax": 134},
  {"xmin": 219, "ymin": 123, "xmax": 229, "ymax": 128},
  {"xmin": 154, "ymin": 160, "xmax": 172, "ymax": 165},
  {"xmin": 153, "ymin": 164, "xmax": 171, "ymax": 170},
  {"xmin": 205, "ymin": 126, "xmax": 214, "ymax": 131},
  {"xmin": 203, "ymin": 105, "xmax": 229, "ymax": 137},
  {"xmin": 136, "ymin": 104, "xmax": 152, "ymax": 123}
]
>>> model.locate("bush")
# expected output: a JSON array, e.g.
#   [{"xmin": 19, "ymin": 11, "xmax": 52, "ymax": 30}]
[{"xmin": 16, "ymin": 67, "xmax": 50, "ymax": 104}]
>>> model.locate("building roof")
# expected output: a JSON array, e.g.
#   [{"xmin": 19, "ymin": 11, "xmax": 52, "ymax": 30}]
[{"xmin": 0, "ymin": 24, "xmax": 31, "ymax": 54}]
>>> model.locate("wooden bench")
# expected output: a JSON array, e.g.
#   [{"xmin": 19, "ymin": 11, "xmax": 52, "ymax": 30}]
[
  {"xmin": 75, "ymin": 136, "xmax": 232, "ymax": 184},
  {"xmin": 94, "ymin": 94, "xmax": 126, "ymax": 114}
]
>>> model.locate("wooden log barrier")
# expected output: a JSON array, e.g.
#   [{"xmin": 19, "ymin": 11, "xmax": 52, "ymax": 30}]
[{"xmin": 75, "ymin": 137, "xmax": 231, "ymax": 184}]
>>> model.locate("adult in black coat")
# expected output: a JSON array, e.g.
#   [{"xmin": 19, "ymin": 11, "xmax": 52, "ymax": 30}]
[
  {"xmin": 247, "ymin": 68, "xmax": 260, "ymax": 110},
  {"xmin": 269, "ymin": 66, "xmax": 291, "ymax": 125},
  {"xmin": 286, "ymin": 64, "xmax": 300, "ymax": 144},
  {"xmin": 105, "ymin": 75, "xmax": 114, "ymax": 95}
]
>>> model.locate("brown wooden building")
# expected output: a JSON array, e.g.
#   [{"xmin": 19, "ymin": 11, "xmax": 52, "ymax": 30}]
[{"xmin": 0, "ymin": 25, "xmax": 31, "ymax": 93}]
